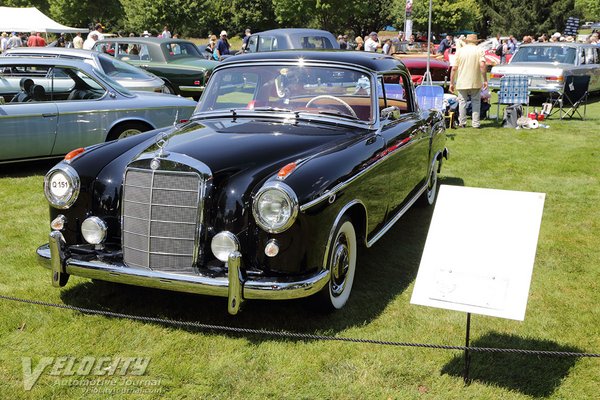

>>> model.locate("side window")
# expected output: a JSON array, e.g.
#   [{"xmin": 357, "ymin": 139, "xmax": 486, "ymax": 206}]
[
  {"xmin": 246, "ymin": 36, "xmax": 257, "ymax": 52},
  {"xmin": 0, "ymin": 65, "xmax": 51, "ymax": 103},
  {"xmin": 258, "ymin": 36, "xmax": 276, "ymax": 51},
  {"xmin": 379, "ymin": 74, "xmax": 411, "ymax": 113},
  {"xmin": 54, "ymin": 67, "xmax": 106, "ymax": 101}
]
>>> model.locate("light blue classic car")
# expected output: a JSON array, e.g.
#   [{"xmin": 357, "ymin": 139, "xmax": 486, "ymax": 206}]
[{"xmin": 0, "ymin": 57, "xmax": 197, "ymax": 163}]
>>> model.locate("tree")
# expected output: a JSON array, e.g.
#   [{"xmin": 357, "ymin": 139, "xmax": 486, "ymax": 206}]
[
  {"xmin": 575, "ymin": 0, "xmax": 600, "ymax": 23},
  {"xmin": 48, "ymin": 0, "xmax": 123, "ymax": 31},
  {"xmin": 393, "ymin": 0, "xmax": 482, "ymax": 36},
  {"xmin": 272, "ymin": 0, "xmax": 395, "ymax": 36},
  {"xmin": 482, "ymin": 0, "xmax": 575, "ymax": 38}
]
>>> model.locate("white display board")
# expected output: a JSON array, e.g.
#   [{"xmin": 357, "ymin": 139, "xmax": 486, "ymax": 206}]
[{"xmin": 411, "ymin": 185, "xmax": 545, "ymax": 321}]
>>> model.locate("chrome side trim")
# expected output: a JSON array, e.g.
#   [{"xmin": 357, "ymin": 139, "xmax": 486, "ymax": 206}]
[
  {"xmin": 366, "ymin": 184, "xmax": 427, "ymax": 247},
  {"xmin": 37, "ymin": 245, "xmax": 330, "ymax": 301}
]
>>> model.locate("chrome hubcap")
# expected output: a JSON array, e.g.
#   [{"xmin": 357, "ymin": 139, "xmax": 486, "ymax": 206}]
[
  {"xmin": 331, "ymin": 235, "xmax": 349, "ymax": 296},
  {"xmin": 427, "ymin": 167, "xmax": 437, "ymax": 203}
]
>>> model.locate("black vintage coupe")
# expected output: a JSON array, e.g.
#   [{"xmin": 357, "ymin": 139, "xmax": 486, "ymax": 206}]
[{"xmin": 38, "ymin": 51, "xmax": 448, "ymax": 315}]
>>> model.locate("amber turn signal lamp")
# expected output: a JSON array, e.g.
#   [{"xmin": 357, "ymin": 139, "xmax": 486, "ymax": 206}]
[
  {"xmin": 64, "ymin": 148, "xmax": 85, "ymax": 162},
  {"xmin": 277, "ymin": 162, "xmax": 297, "ymax": 179}
]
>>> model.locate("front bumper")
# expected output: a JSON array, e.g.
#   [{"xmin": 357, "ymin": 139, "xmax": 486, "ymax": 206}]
[{"xmin": 37, "ymin": 232, "xmax": 329, "ymax": 315}]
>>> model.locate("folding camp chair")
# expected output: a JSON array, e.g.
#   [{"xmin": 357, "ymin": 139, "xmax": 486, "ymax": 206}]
[
  {"xmin": 415, "ymin": 84, "xmax": 444, "ymax": 111},
  {"xmin": 556, "ymin": 75, "xmax": 590, "ymax": 120},
  {"xmin": 495, "ymin": 75, "xmax": 530, "ymax": 120}
]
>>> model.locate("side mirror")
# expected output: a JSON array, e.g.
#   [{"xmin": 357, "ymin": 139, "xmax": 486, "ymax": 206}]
[{"xmin": 381, "ymin": 106, "xmax": 401, "ymax": 121}]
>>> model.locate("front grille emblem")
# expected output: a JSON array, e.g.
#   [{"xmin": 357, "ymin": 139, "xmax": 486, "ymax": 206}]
[
  {"xmin": 155, "ymin": 131, "xmax": 170, "ymax": 158},
  {"xmin": 150, "ymin": 158, "xmax": 160, "ymax": 170}
]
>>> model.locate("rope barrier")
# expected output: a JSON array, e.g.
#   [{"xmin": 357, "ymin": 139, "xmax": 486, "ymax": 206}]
[{"xmin": 2, "ymin": 294, "xmax": 599, "ymax": 358}]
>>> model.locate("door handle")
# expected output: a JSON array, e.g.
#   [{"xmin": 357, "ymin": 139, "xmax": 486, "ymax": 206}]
[{"xmin": 42, "ymin": 113, "xmax": 58, "ymax": 118}]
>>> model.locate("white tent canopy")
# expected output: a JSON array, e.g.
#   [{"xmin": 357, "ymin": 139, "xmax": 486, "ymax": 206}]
[{"xmin": 0, "ymin": 7, "xmax": 88, "ymax": 34}]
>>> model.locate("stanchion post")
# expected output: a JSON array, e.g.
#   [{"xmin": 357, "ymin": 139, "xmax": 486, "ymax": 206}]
[{"xmin": 463, "ymin": 312, "xmax": 472, "ymax": 384}]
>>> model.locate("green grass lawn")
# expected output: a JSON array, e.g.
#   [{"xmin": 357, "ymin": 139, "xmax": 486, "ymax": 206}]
[{"xmin": 0, "ymin": 96, "xmax": 599, "ymax": 399}]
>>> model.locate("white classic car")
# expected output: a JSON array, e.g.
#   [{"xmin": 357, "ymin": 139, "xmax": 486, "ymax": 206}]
[
  {"xmin": 0, "ymin": 57, "xmax": 196, "ymax": 163},
  {"xmin": 489, "ymin": 43, "xmax": 600, "ymax": 93}
]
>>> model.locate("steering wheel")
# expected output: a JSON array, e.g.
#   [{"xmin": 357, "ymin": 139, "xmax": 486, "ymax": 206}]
[{"xmin": 305, "ymin": 95, "xmax": 357, "ymax": 118}]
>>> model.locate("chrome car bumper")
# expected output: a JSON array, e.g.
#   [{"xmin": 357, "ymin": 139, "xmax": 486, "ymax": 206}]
[
  {"xmin": 38, "ymin": 231, "xmax": 329, "ymax": 315},
  {"xmin": 178, "ymin": 85, "xmax": 205, "ymax": 92}
]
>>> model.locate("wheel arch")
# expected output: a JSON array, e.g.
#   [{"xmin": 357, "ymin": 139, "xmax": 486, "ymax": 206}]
[
  {"xmin": 106, "ymin": 119, "xmax": 155, "ymax": 141},
  {"xmin": 322, "ymin": 199, "xmax": 367, "ymax": 271}
]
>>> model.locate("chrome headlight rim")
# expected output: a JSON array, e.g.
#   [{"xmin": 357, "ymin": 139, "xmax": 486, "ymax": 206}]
[
  {"xmin": 252, "ymin": 181, "xmax": 299, "ymax": 234},
  {"xmin": 43, "ymin": 164, "xmax": 80, "ymax": 209}
]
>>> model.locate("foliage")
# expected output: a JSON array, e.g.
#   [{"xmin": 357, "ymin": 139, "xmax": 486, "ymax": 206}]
[
  {"xmin": 394, "ymin": 0, "xmax": 483, "ymax": 35},
  {"xmin": 0, "ymin": 96, "xmax": 600, "ymax": 398},
  {"xmin": 48, "ymin": 0, "xmax": 123, "ymax": 32},
  {"xmin": 575, "ymin": 0, "xmax": 600, "ymax": 22},
  {"xmin": 272, "ymin": 0, "xmax": 395, "ymax": 37},
  {"xmin": 478, "ymin": 0, "xmax": 576, "ymax": 38}
]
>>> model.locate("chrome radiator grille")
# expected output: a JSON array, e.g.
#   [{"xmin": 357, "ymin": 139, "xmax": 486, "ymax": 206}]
[{"xmin": 122, "ymin": 167, "xmax": 202, "ymax": 275}]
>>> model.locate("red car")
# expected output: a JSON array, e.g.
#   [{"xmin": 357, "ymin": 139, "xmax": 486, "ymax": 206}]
[{"xmin": 394, "ymin": 56, "xmax": 451, "ymax": 88}]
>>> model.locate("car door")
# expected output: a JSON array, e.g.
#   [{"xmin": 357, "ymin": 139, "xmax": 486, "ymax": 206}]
[
  {"xmin": 0, "ymin": 64, "xmax": 58, "ymax": 162},
  {"xmin": 52, "ymin": 66, "xmax": 110, "ymax": 155},
  {"xmin": 376, "ymin": 73, "xmax": 430, "ymax": 219}
]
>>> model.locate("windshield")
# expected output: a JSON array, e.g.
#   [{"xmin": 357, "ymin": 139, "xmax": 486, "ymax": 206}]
[
  {"xmin": 93, "ymin": 68, "xmax": 134, "ymax": 96},
  {"xmin": 161, "ymin": 42, "xmax": 203, "ymax": 60},
  {"xmin": 511, "ymin": 46, "xmax": 577, "ymax": 64},
  {"xmin": 195, "ymin": 64, "xmax": 374, "ymax": 122},
  {"xmin": 97, "ymin": 54, "xmax": 157, "ymax": 80}
]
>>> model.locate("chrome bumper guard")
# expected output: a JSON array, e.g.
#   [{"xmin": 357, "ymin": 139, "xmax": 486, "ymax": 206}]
[{"xmin": 37, "ymin": 233, "xmax": 330, "ymax": 315}]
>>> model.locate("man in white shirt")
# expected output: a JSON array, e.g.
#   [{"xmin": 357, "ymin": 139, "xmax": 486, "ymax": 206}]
[
  {"xmin": 83, "ymin": 33, "xmax": 98, "ymax": 50},
  {"xmin": 364, "ymin": 32, "xmax": 381, "ymax": 52},
  {"xmin": 89, "ymin": 24, "xmax": 105, "ymax": 41}
]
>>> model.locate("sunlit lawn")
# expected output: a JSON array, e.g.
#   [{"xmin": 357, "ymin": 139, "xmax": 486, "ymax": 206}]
[{"xmin": 0, "ymin": 95, "xmax": 599, "ymax": 399}]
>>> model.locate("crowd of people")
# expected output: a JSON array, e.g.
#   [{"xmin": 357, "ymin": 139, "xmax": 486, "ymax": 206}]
[{"xmin": 335, "ymin": 31, "xmax": 427, "ymax": 54}]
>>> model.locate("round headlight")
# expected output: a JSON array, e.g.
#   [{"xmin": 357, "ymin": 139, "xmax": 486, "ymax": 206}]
[
  {"xmin": 252, "ymin": 182, "xmax": 298, "ymax": 233},
  {"xmin": 211, "ymin": 231, "xmax": 239, "ymax": 262},
  {"xmin": 44, "ymin": 165, "xmax": 80, "ymax": 209},
  {"xmin": 81, "ymin": 217, "xmax": 108, "ymax": 245}
]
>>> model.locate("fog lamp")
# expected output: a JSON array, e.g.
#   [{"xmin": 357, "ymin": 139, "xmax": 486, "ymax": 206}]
[
  {"xmin": 211, "ymin": 231, "xmax": 239, "ymax": 262},
  {"xmin": 81, "ymin": 216, "xmax": 107, "ymax": 245}
]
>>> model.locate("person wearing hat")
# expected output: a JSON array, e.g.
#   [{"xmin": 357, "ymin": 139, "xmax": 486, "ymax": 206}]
[
  {"xmin": 364, "ymin": 31, "xmax": 381, "ymax": 52},
  {"xmin": 214, "ymin": 30, "xmax": 230, "ymax": 60},
  {"xmin": 449, "ymin": 34, "xmax": 488, "ymax": 128},
  {"xmin": 90, "ymin": 23, "xmax": 105, "ymax": 41},
  {"xmin": 550, "ymin": 32, "xmax": 561, "ymax": 43}
]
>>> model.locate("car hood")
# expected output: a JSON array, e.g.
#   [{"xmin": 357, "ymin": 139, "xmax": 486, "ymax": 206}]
[
  {"xmin": 134, "ymin": 117, "xmax": 367, "ymax": 179},
  {"xmin": 130, "ymin": 91, "xmax": 197, "ymax": 106},
  {"xmin": 492, "ymin": 62, "xmax": 568, "ymax": 75},
  {"xmin": 169, "ymin": 57, "xmax": 219, "ymax": 70}
]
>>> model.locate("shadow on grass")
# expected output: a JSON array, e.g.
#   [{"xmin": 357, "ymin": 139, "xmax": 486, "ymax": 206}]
[
  {"xmin": 0, "ymin": 159, "xmax": 58, "ymax": 178},
  {"xmin": 441, "ymin": 332, "xmax": 582, "ymax": 397},
  {"xmin": 59, "ymin": 176, "xmax": 465, "ymax": 337}
]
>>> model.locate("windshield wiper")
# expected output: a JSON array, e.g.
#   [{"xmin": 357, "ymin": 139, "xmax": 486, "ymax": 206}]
[
  {"xmin": 252, "ymin": 106, "xmax": 294, "ymax": 113},
  {"xmin": 313, "ymin": 110, "xmax": 360, "ymax": 120}
]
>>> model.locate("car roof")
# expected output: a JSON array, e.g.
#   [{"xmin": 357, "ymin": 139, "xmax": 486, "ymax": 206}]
[
  {"xmin": 4, "ymin": 47, "xmax": 98, "ymax": 60},
  {"xmin": 252, "ymin": 28, "xmax": 336, "ymax": 36},
  {"xmin": 519, "ymin": 43, "xmax": 594, "ymax": 48},
  {"xmin": 223, "ymin": 50, "xmax": 408, "ymax": 74},
  {"xmin": 0, "ymin": 56, "xmax": 97, "ymax": 69},
  {"xmin": 96, "ymin": 37, "xmax": 193, "ymax": 45}
]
